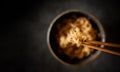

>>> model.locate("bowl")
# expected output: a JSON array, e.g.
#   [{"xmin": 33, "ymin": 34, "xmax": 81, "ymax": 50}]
[{"xmin": 47, "ymin": 9, "xmax": 105, "ymax": 66}]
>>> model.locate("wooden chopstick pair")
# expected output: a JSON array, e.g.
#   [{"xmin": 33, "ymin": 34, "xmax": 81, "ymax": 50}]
[{"xmin": 82, "ymin": 40, "xmax": 120, "ymax": 56}]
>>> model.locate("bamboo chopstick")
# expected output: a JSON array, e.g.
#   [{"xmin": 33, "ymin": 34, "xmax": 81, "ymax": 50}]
[
  {"xmin": 82, "ymin": 44, "xmax": 120, "ymax": 56},
  {"xmin": 84, "ymin": 40, "xmax": 120, "ymax": 48}
]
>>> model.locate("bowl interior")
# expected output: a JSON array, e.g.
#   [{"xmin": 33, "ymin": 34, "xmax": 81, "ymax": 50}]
[{"xmin": 48, "ymin": 11, "xmax": 105, "ymax": 66}]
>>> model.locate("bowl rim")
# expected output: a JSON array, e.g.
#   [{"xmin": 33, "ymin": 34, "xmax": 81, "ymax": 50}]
[{"xmin": 47, "ymin": 9, "xmax": 106, "ymax": 66}]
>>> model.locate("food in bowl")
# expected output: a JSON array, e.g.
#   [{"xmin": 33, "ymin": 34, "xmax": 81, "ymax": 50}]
[{"xmin": 47, "ymin": 10, "xmax": 105, "ymax": 65}]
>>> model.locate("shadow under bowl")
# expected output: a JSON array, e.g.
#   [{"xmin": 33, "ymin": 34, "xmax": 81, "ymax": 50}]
[{"xmin": 47, "ymin": 9, "xmax": 106, "ymax": 66}]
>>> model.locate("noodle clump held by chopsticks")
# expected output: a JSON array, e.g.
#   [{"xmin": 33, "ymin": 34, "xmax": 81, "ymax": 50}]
[{"xmin": 56, "ymin": 16, "xmax": 98, "ymax": 59}]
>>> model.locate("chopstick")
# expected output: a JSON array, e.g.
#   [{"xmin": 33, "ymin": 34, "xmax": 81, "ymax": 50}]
[
  {"xmin": 82, "ymin": 44, "xmax": 120, "ymax": 56},
  {"xmin": 82, "ymin": 40, "xmax": 120, "ymax": 56},
  {"xmin": 84, "ymin": 40, "xmax": 120, "ymax": 48}
]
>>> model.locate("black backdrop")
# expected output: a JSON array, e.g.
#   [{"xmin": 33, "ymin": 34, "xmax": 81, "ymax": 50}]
[{"xmin": 2, "ymin": 0, "xmax": 120, "ymax": 72}]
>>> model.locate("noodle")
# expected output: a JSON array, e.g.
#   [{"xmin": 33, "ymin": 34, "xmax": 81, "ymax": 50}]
[{"xmin": 56, "ymin": 16, "xmax": 98, "ymax": 59}]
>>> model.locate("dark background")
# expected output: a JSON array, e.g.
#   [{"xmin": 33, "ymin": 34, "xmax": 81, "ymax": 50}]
[{"xmin": 2, "ymin": 0, "xmax": 120, "ymax": 72}]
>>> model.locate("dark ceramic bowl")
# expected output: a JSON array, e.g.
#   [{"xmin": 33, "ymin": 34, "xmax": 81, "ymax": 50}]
[{"xmin": 47, "ymin": 10, "xmax": 105, "ymax": 66}]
